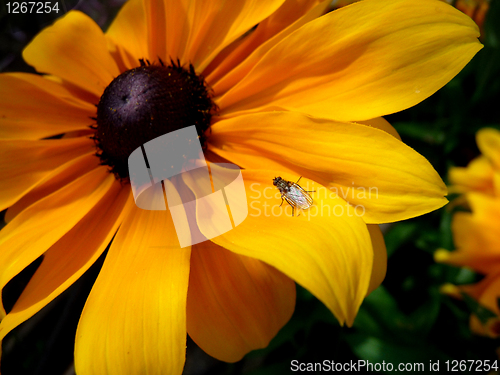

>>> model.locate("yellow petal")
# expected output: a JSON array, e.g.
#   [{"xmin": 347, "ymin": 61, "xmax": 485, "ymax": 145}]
[
  {"xmin": 144, "ymin": 0, "xmax": 285, "ymax": 69},
  {"xmin": 106, "ymin": 0, "xmax": 147, "ymax": 70},
  {"xmin": 142, "ymin": 0, "xmax": 167, "ymax": 60},
  {"xmin": 207, "ymin": 0, "xmax": 329, "ymax": 94},
  {"xmin": 209, "ymin": 111, "xmax": 447, "ymax": 223},
  {"xmin": 185, "ymin": 0, "xmax": 287, "ymax": 70},
  {"xmin": 436, "ymin": 193, "xmax": 500, "ymax": 273},
  {"xmin": 0, "ymin": 167, "xmax": 115, "ymax": 317},
  {"xmin": 0, "ymin": 73, "xmax": 96, "ymax": 139},
  {"xmin": 23, "ymin": 11, "xmax": 119, "ymax": 97},
  {"xmin": 448, "ymin": 156, "xmax": 495, "ymax": 196},
  {"xmin": 206, "ymin": 170, "xmax": 373, "ymax": 326},
  {"xmin": 360, "ymin": 117, "xmax": 401, "ymax": 141},
  {"xmin": 75, "ymin": 198, "xmax": 191, "ymax": 375},
  {"xmin": 0, "ymin": 183, "xmax": 128, "ymax": 341},
  {"xmin": 494, "ymin": 171, "xmax": 500, "ymax": 196},
  {"xmin": 187, "ymin": 241, "xmax": 295, "ymax": 362},
  {"xmin": 4, "ymin": 153, "xmax": 99, "ymax": 223},
  {"xmin": 477, "ymin": 128, "xmax": 500, "ymax": 171},
  {"xmin": 0, "ymin": 137, "xmax": 95, "ymax": 211},
  {"xmin": 366, "ymin": 224, "xmax": 387, "ymax": 295},
  {"xmin": 216, "ymin": 0, "xmax": 482, "ymax": 121}
]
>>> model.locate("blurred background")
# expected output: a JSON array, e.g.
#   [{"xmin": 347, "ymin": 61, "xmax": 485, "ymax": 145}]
[{"xmin": 1, "ymin": 0, "xmax": 499, "ymax": 373}]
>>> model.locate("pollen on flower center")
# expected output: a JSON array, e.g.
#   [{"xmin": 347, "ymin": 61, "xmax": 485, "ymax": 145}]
[{"xmin": 93, "ymin": 59, "xmax": 216, "ymax": 179}]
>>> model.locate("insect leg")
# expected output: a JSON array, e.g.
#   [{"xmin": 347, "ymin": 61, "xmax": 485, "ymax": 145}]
[{"xmin": 296, "ymin": 176, "xmax": 315, "ymax": 193}]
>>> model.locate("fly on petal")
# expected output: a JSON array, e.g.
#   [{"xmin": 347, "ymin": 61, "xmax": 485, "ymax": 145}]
[{"xmin": 273, "ymin": 176, "xmax": 314, "ymax": 216}]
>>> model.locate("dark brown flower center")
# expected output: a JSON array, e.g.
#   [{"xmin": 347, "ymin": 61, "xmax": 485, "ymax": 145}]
[{"xmin": 93, "ymin": 59, "xmax": 215, "ymax": 179}]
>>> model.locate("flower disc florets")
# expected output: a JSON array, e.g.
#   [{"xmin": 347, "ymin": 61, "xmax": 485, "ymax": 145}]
[{"xmin": 93, "ymin": 59, "xmax": 215, "ymax": 179}]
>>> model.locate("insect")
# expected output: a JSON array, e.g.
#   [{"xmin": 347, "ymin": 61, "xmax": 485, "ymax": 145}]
[{"xmin": 273, "ymin": 176, "xmax": 315, "ymax": 216}]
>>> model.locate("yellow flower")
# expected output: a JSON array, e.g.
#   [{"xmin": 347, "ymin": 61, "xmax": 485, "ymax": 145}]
[
  {"xmin": 448, "ymin": 128, "xmax": 500, "ymax": 197},
  {"xmin": 441, "ymin": 273, "xmax": 500, "ymax": 338},
  {"xmin": 436, "ymin": 192, "xmax": 500, "ymax": 274},
  {"xmin": 438, "ymin": 128, "xmax": 500, "ymax": 273},
  {"xmin": 436, "ymin": 128, "xmax": 500, "ymax": 337},
  {"xmin": 0, "ymin": 0, "xmax": 481, "ymax": 373}
]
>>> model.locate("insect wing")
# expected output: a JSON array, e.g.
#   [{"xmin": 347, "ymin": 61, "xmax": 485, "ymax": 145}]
[{"xmin": 287, "ymin": 183, "xmax": 313, "ymax": 210}]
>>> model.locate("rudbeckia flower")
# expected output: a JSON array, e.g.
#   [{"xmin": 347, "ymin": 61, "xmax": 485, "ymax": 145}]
[
  {"xmin": 436, "ymin": 192, "xmax": 500, "ymax": 274},
  {"xmin": 441, "ymin": 273, "xmax": 500, "ymax": 338},
  {"xmin": 0, "ymin": 0, "xmax": 481, "ymax": 373},
  {"xmin": 448, "ymin": 128, "xmax": 500, "ymax": 197},
  {"xmin": 436, "ymin": 128, "xmax": 500, "ymax": 337}
]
